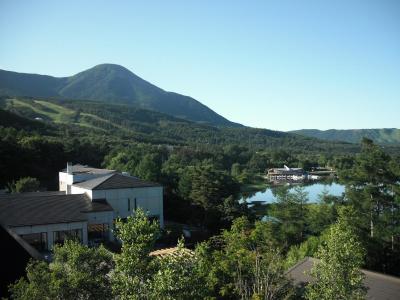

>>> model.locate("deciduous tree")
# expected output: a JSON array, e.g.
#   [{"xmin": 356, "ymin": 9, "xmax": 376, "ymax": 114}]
[
  {"xmin": 305, "ymin": 207, "xmax": 366, "ymax": 300},
  {"xmin": 112, "ymin": 208, "xmax": 160, "ymax": 299},
  {"xmin": 9, "ymin": 241, "xmax": 113, "ymax": 300}
]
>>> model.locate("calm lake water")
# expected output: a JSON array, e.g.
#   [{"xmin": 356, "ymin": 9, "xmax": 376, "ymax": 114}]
[{"xmin": 242, "ymin": 182, "xmax": 345, "ymax": 204}]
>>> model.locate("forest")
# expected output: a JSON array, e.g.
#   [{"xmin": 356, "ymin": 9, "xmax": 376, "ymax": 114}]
[{"xmin": 1, "ymin": 98, "xmax": 400, "ymax": 299}]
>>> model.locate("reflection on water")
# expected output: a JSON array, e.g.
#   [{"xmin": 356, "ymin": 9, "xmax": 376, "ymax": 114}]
[{"xmin": 242, "ymin": 181, "xmax": 345, "ymax": 204}]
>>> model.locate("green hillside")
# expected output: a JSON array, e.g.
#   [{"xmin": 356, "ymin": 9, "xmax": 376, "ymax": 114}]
[
  {"xmin": 0, "ymin": 107, "xmax": 54, "ymax": 133},
  {"xmin": 0, "ymin": 64, "xmax": 239, "ymax": 127},
  {"xmin": 291, "ymin": 128, "xmax": 400, "ymax": 145},
  {"xmin": 0, "ymin": 97, "xmax": 359, "ymax": 154}
]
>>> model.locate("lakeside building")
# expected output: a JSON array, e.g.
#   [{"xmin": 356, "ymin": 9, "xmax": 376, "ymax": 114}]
[
  {"xmin": 267, "ymin": 165, "xmax": 306, "ymax": 181},
  {"xmin": 0, "ymin": 163, "xmax": 163, "ymax": 251}
]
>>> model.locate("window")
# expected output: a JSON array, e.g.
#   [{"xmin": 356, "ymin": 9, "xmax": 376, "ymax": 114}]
[
  {"xmin": 128, "ymin": 198, "xmax": 130, "ymax": 211},
  {"xmin": 134, "ymin": 198, "xmax": 137, "ymax": 210},
  {"xmin": 88, "ymin": 224, "xmax": 109, "ymax": 241},
  {"xmin": 21, "ymin": 232, "xmax": 47, "ymax": 251},
  {"xmin": 53, "ymin": 229, "xmax": 82, "ymax": 245}
]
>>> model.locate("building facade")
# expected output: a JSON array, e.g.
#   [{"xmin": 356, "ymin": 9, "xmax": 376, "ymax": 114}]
[
  {"xmin": 267, "ymin": 165, "xmax": 305, "ymax": 181},
  {"xmin": 0, "ymin": 164, "xmax": 164, "ymax": 251}
]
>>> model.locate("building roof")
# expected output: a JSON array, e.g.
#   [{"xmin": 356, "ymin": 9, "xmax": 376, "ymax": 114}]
[
  {"xmin": 73, "ymin": 173, "xmax": 161, "ymax": 190},
  {"xmin": 0, "ymin": 192, "xmax": 113, "ymax": 227},
  {"xmin": 61, "ymin": 164, "xmax": 115, "ymax": 175},
  {"xmin": 286, "ymin": 257, "xmax": 400, "ymax": 300},
  {"xmin": 268, "ymin": 168, "xmax": 304, "ymax": 173},
  {"xmin": 272, "ymin": 168, "xmax": 303, "ymax": 171}
]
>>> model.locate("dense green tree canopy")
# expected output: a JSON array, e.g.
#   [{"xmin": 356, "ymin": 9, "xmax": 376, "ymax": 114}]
[
  {"xmin": 7, "ymin": 177, "xmax": 40, "ymax": 193},
  {"xmin": 305, "ymin": 207, "xmax": 366, "ymax": 300},
  {"xmin": 10, "ymin": 241, "xmax": 114, "ymax": 300}
]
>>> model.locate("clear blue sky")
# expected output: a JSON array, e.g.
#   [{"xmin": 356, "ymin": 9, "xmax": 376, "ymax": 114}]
[{"xmin": 1, "ymin": 0, "xmax": 399, "ymax": 131}]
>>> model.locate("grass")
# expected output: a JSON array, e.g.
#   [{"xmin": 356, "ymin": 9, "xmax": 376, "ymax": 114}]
[
  {"xmin": 8, "ymin": 99, "xmax": 74, "ymax": 123},
  {"xmin": 80, "ymin": 112, "xmax": 135, "ymax": 134},
  {"xmin": 6, "ymin": 99, "xmax": 118, "ymax": 132},
  {"xmin": 36, "ymin": 100, "xmax": 75, "ymax": 115},
  {"xmin": 35, "ymin": 100, "xmax": 136, "ymax": 134},
  {"xmin": 7, "ymin": 99, "xmax": 51, "ymax": 116}
]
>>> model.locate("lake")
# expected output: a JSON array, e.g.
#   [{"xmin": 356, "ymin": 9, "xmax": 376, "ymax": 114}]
[{"xmin": 242, "ymin": 182, "xmax": 345, "ymax": 204}]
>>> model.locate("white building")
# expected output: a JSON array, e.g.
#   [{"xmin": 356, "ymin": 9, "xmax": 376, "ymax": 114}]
[
  {"xmin": 267, "ymin": 165, "xmax": 306, "ymax": 181},
  {"xmin": 0, "ymin": 163, "xmax": 164, "ymax": 251},
  {"xmin": 59, "ymin": 163, "xmax": 116, "ymax": 193}
]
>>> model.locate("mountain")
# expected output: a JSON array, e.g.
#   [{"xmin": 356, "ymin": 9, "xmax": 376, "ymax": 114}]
[
  {"xmin": 0, "ymin": 97, "xmax": 360, "ymax": 154},
  {"xmin": 0, "ymin": 64, "xmax": 239, "ymax": 127},
  {"xmin": 291, "ymin": 128, "xmax": 400, "ymax": 145}
]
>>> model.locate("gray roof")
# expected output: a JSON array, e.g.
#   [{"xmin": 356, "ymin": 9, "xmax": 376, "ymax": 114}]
[
  {"xmin": 286, "ymin": 257, "xmax": 400, "ymax": 300},
  {"xmin": 0, "ymin": 192, "xmax": 113, "ymax": 227},
  {"xmin": 61, "ymin": 164, "xmax": 115, "ymax": 175},
  {"xmin": 73, "ymin": 173, "xmax": 161, "ymax": 190}
]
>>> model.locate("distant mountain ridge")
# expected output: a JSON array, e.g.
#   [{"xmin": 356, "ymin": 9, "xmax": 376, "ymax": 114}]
[
  {"xmin": 291, "ymin": 128, "xmax": 400, "ymax": 145},
  {"xmin": 0, "ymin": 64, "xmax": 240, "ymax": 127}
]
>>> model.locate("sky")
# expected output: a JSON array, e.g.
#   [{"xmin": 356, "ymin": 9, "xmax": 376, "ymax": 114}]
[{"xmin": 0, "ymin": 0, "xmax": 399, "ymax": 131}]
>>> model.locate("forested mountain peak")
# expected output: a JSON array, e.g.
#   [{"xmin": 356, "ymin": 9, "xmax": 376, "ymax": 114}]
[
  {"xmin": 59, "ymin": 63, "xmax": 163, "ymax": 105},
  {"xmin": 0, "ymin": 64, "xmax": 239, "ymax": 127}
]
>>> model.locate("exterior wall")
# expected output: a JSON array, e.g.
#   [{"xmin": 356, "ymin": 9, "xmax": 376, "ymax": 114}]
[
  {"xmin": 68, "ymin": 182, "xmax": 164, "ymax": 229},
  {"xmin": 267, "ymin": 168, "xmax": 305, "ymax": 181},
  {"xmin": 11, "ymin": 221, "xmax": 88, "ymax": 250},
  {"xmin": 59, "ymin": 172, "xmax": 75, "ymax": 192},
  {"xmin": 59, "ymin": 172, "xmax": 68, "ymax": 191},
  {"xmin": 70, "ymin": 186, "xmax": 93, "ymax": 198},
  {"xmin": 59, "ymin": 172, "xmax": 108, "ymax": 192},
  {"xmin": 91, "ymin": 186, "xmax": 164, "ymax": 227},
  {"xmin": 86, "ymin": 211, "xmax": 115, "ymax": 241},
  {"xmin": 86, "ymin": 211, "xmax": 114, "ymax": 224}
]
